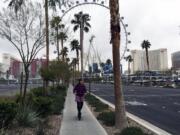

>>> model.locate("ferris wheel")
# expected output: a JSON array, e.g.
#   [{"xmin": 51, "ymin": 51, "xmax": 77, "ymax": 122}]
[{"xmin": 59, "ymin": 0, "xmax": 131, "ymax": 61}]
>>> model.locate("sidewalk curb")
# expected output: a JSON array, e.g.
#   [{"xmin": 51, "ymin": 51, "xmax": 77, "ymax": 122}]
[
  {"xmin": 91, "ymin": 93, "xmax": 172, "ymax": 135},
  {"xmin": 84, "ymin": 103, "xmax": 108, "ymax": 135}
]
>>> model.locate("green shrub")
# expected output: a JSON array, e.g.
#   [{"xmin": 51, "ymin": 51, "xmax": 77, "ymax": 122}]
[
  {"xmin": 56, "ymin": 85, "xmax": 66, "ymax": 90},
  {"xmin": 49, "ymin": 86, "xmax": 67, "ymax": 114},
  {"xmin": 117, "ymin": 127, "xmax": 147, "ymax": 135},
  {"xmin": 15, "ymin": 93, "xmax": 34, "ymax": 105},
  {"xmin": 94, "ymin": 102, "xmax": 109, "ymax": 112},
  {"xmin": 15, "ymin": 93, "xmax": 22, "ymax": 103},
  {"xmin": 14, "ymin": 105, "xmax": 39, "ymax": 127},
  {"xmin": 85, "ymin": 94, "xmax": 100, "ymax": 106},
  {"xmin": 32, "ymin": 96, "xmax": 53, "ymax": 117},
  {"xmin": 31, "ymin": 87, "xmax": 44, "ymax": 97},
  {"xmin": 97, "ymin": 111, "xmax": 115, "ymax": 126},
  {"xmin": 49, "ymin": 85, "xmax": 67, "ymax": 95},
  {"xmin": 0, "ymin": 128, "xmax": 7, "ymax": 135},
  {"xmin": 51, "ymin": 95, "xmax": 66, "ymax": 114},
  {"xmin": 0, "ymin": 100, "xmax": 17, "ymax": 128},
  {"xmin": 85, "ymin": 94, "xmax": 108, "ymax": 112}
]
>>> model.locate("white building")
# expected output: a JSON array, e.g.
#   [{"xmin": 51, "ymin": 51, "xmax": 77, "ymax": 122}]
[
  {"xmin": 0, "ymin": 53, "xmax": 20, "ymax": 79},
  {"xmin": 131, "ymin": 49, "xmax": 168, "ymax": 73}
]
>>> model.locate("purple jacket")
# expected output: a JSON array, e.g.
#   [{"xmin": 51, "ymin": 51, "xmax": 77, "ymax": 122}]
[{"xmin": 73, "ymin": 83, "xmax": 87, "ymax": 97}]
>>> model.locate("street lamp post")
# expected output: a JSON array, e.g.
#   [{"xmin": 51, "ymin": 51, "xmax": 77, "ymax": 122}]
[{"xmin": 6, "ymin": 70, "xmax": 10, "ymax": 85}]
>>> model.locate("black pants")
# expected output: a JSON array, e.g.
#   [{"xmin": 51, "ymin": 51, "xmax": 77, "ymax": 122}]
[{"xmin": 77, "ymin": 102, "xmax": 83, "ymax": 113}]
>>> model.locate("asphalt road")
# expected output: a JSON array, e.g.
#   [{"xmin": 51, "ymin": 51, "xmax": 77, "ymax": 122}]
[
  {"xmin": 87, "ymin": 83, "xmax": 180, "ymax": 135},
  {"xmin": 0, "ymin": 84, "xmax": 42, "ymax": 96}
]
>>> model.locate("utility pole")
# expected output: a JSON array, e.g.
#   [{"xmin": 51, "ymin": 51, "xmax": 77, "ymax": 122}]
[{"xmin": 88, "ymin": 35, "xmax": 95, "ymax": 93}]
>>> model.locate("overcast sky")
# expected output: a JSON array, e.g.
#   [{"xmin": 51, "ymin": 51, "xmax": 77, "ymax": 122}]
[{"xmin": 0, "ymin": 0, "xmax": 180, "ymax": 71}]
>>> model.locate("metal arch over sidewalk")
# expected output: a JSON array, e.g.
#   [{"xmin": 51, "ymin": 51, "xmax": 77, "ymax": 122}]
[{"xmin": 59, "ymin": 0, "xmax": 131, "ymax": 61}]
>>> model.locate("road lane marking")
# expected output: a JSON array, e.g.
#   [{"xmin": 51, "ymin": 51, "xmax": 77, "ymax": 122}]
[
  {"xmin": 129, "ymin": 89, "xmax": 135, "ymax": 91},
  {"xmin": 126, "ymin": 101, "xmax": 147, "ymax": 106},
  {"xmin": 173, "ymin": 102, "xmax": 180, "ymax": 106}
]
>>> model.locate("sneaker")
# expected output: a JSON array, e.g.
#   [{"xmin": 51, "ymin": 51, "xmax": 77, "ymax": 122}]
[{"xmin": 78, "ymin": 112, "xmax": 81, "ymax": 120}]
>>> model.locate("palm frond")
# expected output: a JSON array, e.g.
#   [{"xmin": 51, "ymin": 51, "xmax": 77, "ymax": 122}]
[
  {"xmin": 84, "ymin": 27, "xmax": 89, "ymax": 33},
  {"xmin": 71, "ymin": 20, "xmax": 78, "ymax": 24},
  {"xmin": 49, "ymin": 0, "xmax": 68, "ymax": 10},
  {"xmin": 8, "ymin": 0, "xmax": 24, "ymax": 13},
  {"xmin": 141, "ymin": 40, "xmax": 151, "ymax": 49},
  {"xmin": 85, "ymin": 22, "xmax": 91, "ymax": 28},
  {"xmin": 73, "ymin": 25, "xmax": 79, "ymax": 32}
]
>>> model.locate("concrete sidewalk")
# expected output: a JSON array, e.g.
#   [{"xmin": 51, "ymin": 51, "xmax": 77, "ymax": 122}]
[{"xmin": 59, "ymin": 85, "xmax": 108, "ymax": 135}]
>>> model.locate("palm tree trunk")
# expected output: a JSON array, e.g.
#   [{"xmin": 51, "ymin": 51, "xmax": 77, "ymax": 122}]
[
  {"xmin": 61, "ymin": 39, "xmax": 64, "ymax": 61},
  {"xmin": 56, "ymin": 29, "xmax": 60, "ymax": 61},
  {"xmin": 146, "ymin": 48, "xmax": 150, "ymax": 71},
  {"xmin": 78, "ymin": 59, "xmax": 80, "ymax": 72},
  {"xmin": 61, "ymin": 39, "xmax": 64, "ymax": 50},
  {"xmin": 45, "ymin": 0, "xmax": 49, "ymax": 67},
  {"xmin": 77, "ymin": 51, "xmax": 80, "ymax": 72},
  {"xmin": 80, "ymin": 23, "xmax": 84, "ymax": 79},
  {"xmin": 110, "ymin": 0, "xmax": 127, "ymax": 131},
  {"xmin": 74, "ymin": 64, "xmax": 76, "ymax": 81}
]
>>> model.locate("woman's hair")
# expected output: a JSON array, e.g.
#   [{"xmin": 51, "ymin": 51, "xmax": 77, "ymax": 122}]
[{"xmin": 78, "ymin": 78, "xmax": 82, "ymax": 84}]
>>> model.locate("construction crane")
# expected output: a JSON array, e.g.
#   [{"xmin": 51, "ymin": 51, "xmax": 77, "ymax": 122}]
[
  {"xmin": 85, "ymin": 35, "xmax": 103, "ymax": 76},
  {"xmin": 85, "ymin": 35, "xmax": 95, "ymax": 72}
]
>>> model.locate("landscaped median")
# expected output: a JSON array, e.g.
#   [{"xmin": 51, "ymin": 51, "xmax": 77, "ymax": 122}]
[
  {"xmin": 85, "ymin": 93, "xmax": 150, "ymax": 135},
  {"xmin": 0, "ymin": 85, "xmax": 67, "ymax": 135}
]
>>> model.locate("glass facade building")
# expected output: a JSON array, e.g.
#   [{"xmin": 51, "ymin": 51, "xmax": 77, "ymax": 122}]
[{"xmin": 172, "ymin": 51, "xmax": 180, "ymax": 70}]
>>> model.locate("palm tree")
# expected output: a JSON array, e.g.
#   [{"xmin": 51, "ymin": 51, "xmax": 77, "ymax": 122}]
[
  {"xmin": 100, "ymin": 62, "xmax": 105, "ymax": 69},
  {"xmin": 8, "ymin": 0, "xmax": 24, "ymax": 13},
  {"xmin": 50, "ymin": 16, "xmax": 64, "ymax": 61},
  {"xmin": 71, "ymin": 58, "xmax": 78, "ymax": 85},
  {"xmin": 66, "ymin": 57, "xmax": 70, "ymax": 63},
  {"xmin": 61, "ymin": 47, "xmax": 68, "ymax": 61},
  {"xmin": 59, "ymin": 32, "xmax": 68, "ymax": 56},
  {"xmin": 71, "ymin": 11, "xmax": 91, "ymax": 79},
  {"xmin": 71, "ymin": 58, "xmax": 78, "ymax": 71},
  {"xmin": 141, "ymin": 40, "xmax": 151, "ymax": 71},
  {"xmin": 44, "ymin": 0, "xmax": 49, "ymax": 67},
  {"xmin": 125, "ymin": 55, "xmax": 133, "ymax": 83},
  {"xmin": 109, "ymin": 0, "xmax": 127, "ymax": 131},
  {"xmin": 106, "ymin": 59, "xmax": 112, "ymax": 65},
  {"xmin": 70, "ymin": 39, "xmax": 80, "ymax": 71}
]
